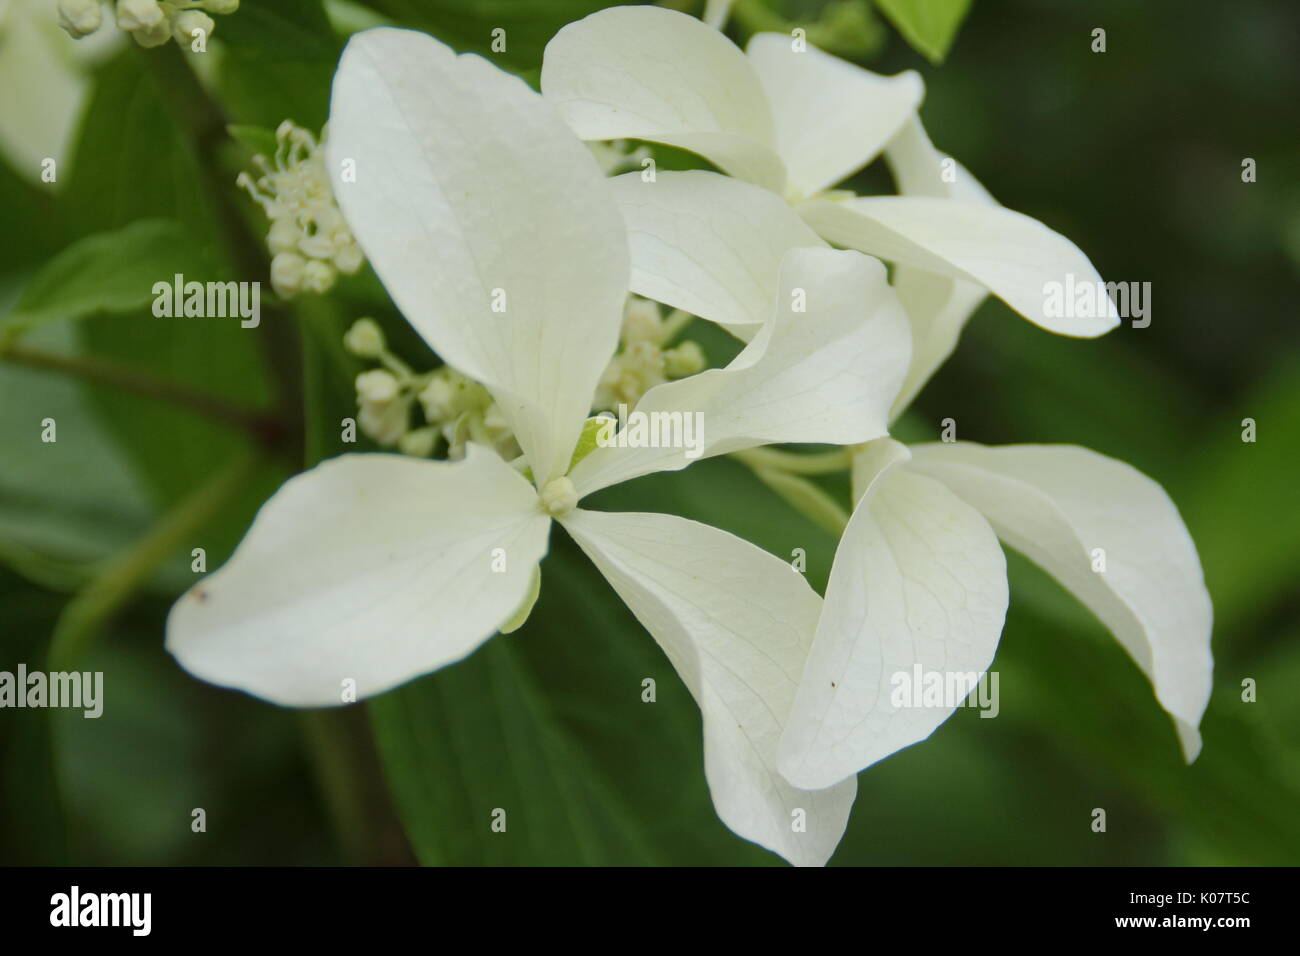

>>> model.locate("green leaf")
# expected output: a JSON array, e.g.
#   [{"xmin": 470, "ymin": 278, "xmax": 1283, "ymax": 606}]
[
  {"xmin": 874, "ymin": 0, "xmax": 972, "ymax": 63},
  {"xmin": 2, "ymin": 220, "xmax": 220, "ymax": 341},
  {"xmin": 369, "ymin": 633, "xmax": 663, "ymax": 865}
]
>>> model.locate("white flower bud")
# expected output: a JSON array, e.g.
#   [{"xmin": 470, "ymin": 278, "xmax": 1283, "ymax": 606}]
[
  {"xmin": 266, "ymin": 219, "xmax": 299, "ymax": 256},
  {"xmin": 622, "ymin": 297, "xmax": 663, "ymax": 345},
  {"xmin": 58, "ymin": 0, "xmax": 104, "ymax": 38},
  {"xmin": 343, "ymin": 318, "xmax": 385, "ymax": 359},
  {"xmin": 116, "ymin": 0, "xmax": 164, "ymax": 30},
  {"xmin": 301, "ymin": 259, "xmax": 336, "ymax": 295},
  {"xmin": 172, "ymin": 10, "xmax": 215, "ymax": 46},
  {"xmin": 333, "ymin": 242, "xmax": 364, "ymax": 275},
  {"xmin": 270, "ymin": 251, "xmax": 306, "ymax": 297},
  {"xmin": 356, "ymin": 369, "xmax": 400, "ymax": 404},
  {"xmin": 664, "ymin": 340, "xmax": 706, "ymax": 378},
  {"xmin": 131, "ymin": 18, "xmax": 173, "ymax": 48},
  {"xmin": 417, "ymin": 377, "xmax": 456, "ymax": 423},
  {"xmin": 398, "ymin": 428, "xmax": 437, "ymax": 458}
]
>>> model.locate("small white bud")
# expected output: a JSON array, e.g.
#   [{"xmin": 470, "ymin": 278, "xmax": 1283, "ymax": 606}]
[
  {"xmin": 301, "ymin": 259, "xmax": 336, "ymax": 295},
  {"xmin": 622, "ymin": 298, "xmax": 662, "ymax": 345},
  {"xmin": 173, "ymin": 9, "xmax": 214, "ymax": 45},
  {"xmin": 343, "ymin": 318, "xmax": 385, "ymax": 359},
  {"xmin": 58, "ymin": 0, "xmax": 104, "ymax": 38},
  {"xmin": 116, "ymin": 0, "xmax": 165, "ymax": 30},
  {"xmin": 356, "ymin": 369, "xmax": 400, "ymax": 404},
  {"xmin": 663, "ymin": 340, "xmax": 705, "ymax": 378},
  {"xmin": 131, "ymin": 17, "xmax": 173, "ymax": 47},
  {"xmin": 266, "ymin": 218, "xmax": 299, "ymax": 256},
  {"xmin": 398, "ymin": 427, "xmax": 437, "ymax": 458},
  {"xmin": 333, "ymin": 242, "xmax": 364, "ymax": 274},
  {"xmin": 270, "ymin": 251, "xmax": 306, "ymax": 297}
]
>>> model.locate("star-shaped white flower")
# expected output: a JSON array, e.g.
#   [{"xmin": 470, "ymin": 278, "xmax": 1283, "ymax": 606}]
[
  {"xmin": 602, "ymin": 153, "xmax": 1213, "ymax": 791},
  {"xmin": 165, "ymin": 27, "xmax": 916, "ymax": 867},
  {"xmin": 541, "ymin": 5, "xmax": 1121, "ymax": 414}
]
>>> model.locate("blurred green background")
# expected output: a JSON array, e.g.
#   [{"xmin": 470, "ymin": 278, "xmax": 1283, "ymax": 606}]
[{"xmin": 2, "ymin": 0, "xmax": 1297, "ymax": 865}]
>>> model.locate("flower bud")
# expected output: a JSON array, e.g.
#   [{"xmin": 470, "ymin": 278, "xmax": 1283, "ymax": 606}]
[
  {"xmin": 131, "ymin": 18, "xmax": 173, "ymax": 48},
  {"xmin": 58, "ymin": 0, "xmax": 103, "ymax": 38},
  {"xmin": 203, "ymin": 0, "xmax": 239, "ymax": 13},
  {"xmin": 664, "ymin": 340, "xmax": 706, "ymax": 378},
  {"xmin": 356, "ymin": 369, "xmax": 400, "ymax": 404},
  {"xmin": 301, "ymin": 259, "xmax": 336, "ymax": 295},
  {"xmin": 172, "ymin": 10, "xmax": 215, "ymax": 46},
  {"xmin": 270, "ymin": 251, "xmax": 306, "ymax": 298},
  {"xmin": 343, "ymin": 318, "xmax": 385, "ymax": 359},
  {"xmin": 116, "ymin": 0, "xmax": 164, "ymax": 30},
  {"xmin": 398, "ymin": 428, "xmax": 437, "ymax": 458}
]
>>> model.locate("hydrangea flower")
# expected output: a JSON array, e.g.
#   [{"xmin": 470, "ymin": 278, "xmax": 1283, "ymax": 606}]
[
  {"xmin": 166, "ymin": 27, "xmax": 916, "ymax": 866},
  {"xmin": 600, "ymin": 154, "xmax": 1213, "ymax": 794},
  {"xmin": 541, "ymin": 5, "xmax": 1121, "ymax": 412}
]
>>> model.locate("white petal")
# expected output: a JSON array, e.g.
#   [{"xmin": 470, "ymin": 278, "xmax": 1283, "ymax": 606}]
[
  {"xmin": 570, "ymin": 247, "xmax": 910, "ymax": 497},
  {"xmin": 609, "ymin": 170, "xmax": 825, "ymax": 337},
  {"xmin": 799, "ymin": 196, "xmax": 1120, "ymax": 336},
  {"xmin": 328, "ymin": 27, "xmax": 629, "ymax": 484},
  {"xmin": 541, "ymin": 6, "xmax": 786, "ymax": 191},
  {"xmin": 746, "ymin": 33, "xmax": 923, "ymax": 199},
  {"xmin": 779, "ymin": 439, "xmax": 1008, "ymax": 789},
  {"xmin": 889, "ymin": 268, "xmax": 987, "ymax": 419},
  {"xmin": 908, "ymin": 442, "xmax": 1213, "ymax": 760},
  {"xmin": 884, "ymin": 116, "xmax": 994, "ymax": 203},
  {"xmin": 167, "ymin": 447, "xmax": 550, "ymax": 707},
  {"xmin": 881, "ymin": 117, "xmax": 993, "ymax": 416},
  {"xmin": 561, "ymin": 508, "xmax": 854, "ymax": 867}
]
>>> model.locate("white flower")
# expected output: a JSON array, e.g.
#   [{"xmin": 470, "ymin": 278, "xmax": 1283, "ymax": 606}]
[
  {"xmin": 541, "ymin": 6, "xmax": 1121, "ymax": 413},
  {"xmin": 599, "ymin": 129, "xmax": 1213, "ymax": 802},
  {"xmin": 165, "ymin": 27, "xmax": 914, "ymax": 867}
]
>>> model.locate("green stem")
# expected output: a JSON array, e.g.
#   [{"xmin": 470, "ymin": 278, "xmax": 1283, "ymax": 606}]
[
  {"xmin": 296, "ymin": 711, "xmax": 368, "ymax": 864},
  {"xmin": 750, "ymin": 466, "xmax": 850, "ymax": 535},
  {"xmin": 730, "ymin": 445, "xmax": 852, "ymax": 475},
  {"xmin": 46, "ymin": 445, "xmax": 264, "ymax": 670},
  {"xmin": 1, "ymin": 342, "xmax": 284, "ymax": 443}
]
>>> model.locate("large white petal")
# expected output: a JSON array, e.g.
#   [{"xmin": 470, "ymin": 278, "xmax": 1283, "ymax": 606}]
[
  {"xmin": 882, "ymin": 117, "xmax": 993, "ymax": 416},
  {"xmin": 746, "ymin": 33, "xmax": 923, "ymax": 199},
  {"xmin": 798, "ymin": 196, "xmax": 1120, "ymax": 337},
  {"xmin": 778, "ymin": 439, "xmax": 1008, "ymax": 790},
  {"xmin": 907, "ymin": 442, "xmax": 1213, "ymax": 760},
  {"xmin": 561, "ymin": 508, "xmax": 854, "ymax": 867},
  {"xmin": 328, "ymin": 27, "xmax": 629, "ymax": 484},
  {"xmin": 569, "ymin": 248, "xmax": 910, "ymax": 497},
  {"xmin": 167, "ymin": 447, "xmax": 550, "ymax": 707},
  {"xmin": 609, "ymin": 170, "xmax": 825, "ymax": 337},
  {"xmin": 541, "ymin": 6, "xmax": 786, "ymax": 191}
]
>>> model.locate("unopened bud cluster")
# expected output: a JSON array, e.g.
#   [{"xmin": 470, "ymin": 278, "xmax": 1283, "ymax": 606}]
[
  {"xmin": 593, "ymin": 297, "xmax": 706, "ymax": 411},
  {"xmin": 237, "ymin": 121, "xmax": 364, "ymax": 299},
  {"xmin": 344, "ymin": 319, "xmax": 518, "ymax": 460},
  {"xmin": 58, "ymin": 0, "xmax": 237, "ymax": 47}
]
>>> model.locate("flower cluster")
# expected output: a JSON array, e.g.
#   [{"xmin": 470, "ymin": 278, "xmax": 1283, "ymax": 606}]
[
  {"xmin": 167, "ymin": 13, "xmax": 1213, "ymax": 869},
  {"xmin": 343, "ymin": 318, "xmax": 517, "ymax": 461},
  {"xmin": 236, "ymin": 121, "xmax": 364, "ymax": 298},
  {"xmin": 57, "ymin": 0, "xmax": 236, "ymax": 48},
  {"xmin": 593, "ymin": 297, "xmax": 706, "ymax": 411}
]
